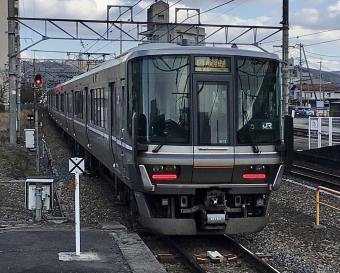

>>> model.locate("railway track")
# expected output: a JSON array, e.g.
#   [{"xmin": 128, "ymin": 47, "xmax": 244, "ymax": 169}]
[
  {"xmin": 141, "ymin": 233, "xmax": 281, "ymax": 273},
  {"xmin": 290, "ymin": 164, "xmax": 340, "ymax": 190},
  {"xmin": 294, "ymin": 127, "xmax": 340, "ymax": 142}
]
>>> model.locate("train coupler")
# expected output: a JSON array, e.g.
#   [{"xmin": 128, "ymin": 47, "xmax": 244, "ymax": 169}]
[{"xmin": 200, "ymin": 210, "xmax": 227, "ymax": 230}]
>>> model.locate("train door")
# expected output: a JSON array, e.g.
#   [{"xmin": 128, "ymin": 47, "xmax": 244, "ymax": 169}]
[
  {"xmin": 114, "ymin": 79, "xmax": 126, "ymax": 176},
  {"xmin": 192, "ymin": 74, "xmax": 235, "ymax": 183},
  {"xmin": 84, "ymin": 87, "xmax": 90, "ymax": 147},
  {"xmin": 109, "ymin": 82, "xmax": 119, "ymax": 172}
]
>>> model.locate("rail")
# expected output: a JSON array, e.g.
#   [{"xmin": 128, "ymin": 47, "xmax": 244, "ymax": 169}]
[{"xmin": 315, "ymin": 186, "xmax": 340, "ymax": 226}]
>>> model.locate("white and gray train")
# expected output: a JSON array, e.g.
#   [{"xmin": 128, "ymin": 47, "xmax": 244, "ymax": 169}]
[{"xmin": 47, "ymin": 43, "xmax": 290, "ymax": 235}]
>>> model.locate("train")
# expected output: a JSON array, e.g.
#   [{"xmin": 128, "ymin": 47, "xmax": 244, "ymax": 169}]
[{"xmin": 47, "ymin": 43, "xmax": 292, "ymax": 235}]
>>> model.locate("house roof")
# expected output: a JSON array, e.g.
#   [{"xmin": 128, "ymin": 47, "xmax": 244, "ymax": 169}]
[{"xmin": 291, "ymin": 79, "xmax": 338, "ymax": 92}]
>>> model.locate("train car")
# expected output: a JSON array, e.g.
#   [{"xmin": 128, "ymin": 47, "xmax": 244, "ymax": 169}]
[{"xmin": 47, "ymin": 43, "xmax": 289, "ymax": 235}]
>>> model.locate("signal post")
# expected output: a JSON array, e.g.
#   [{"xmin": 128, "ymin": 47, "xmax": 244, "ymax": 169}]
[{"xmin": 34, "ymin": 74, "xmax": 42, "ymax": 173}]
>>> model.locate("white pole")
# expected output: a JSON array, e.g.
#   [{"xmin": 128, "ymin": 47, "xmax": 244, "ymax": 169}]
[
  {"xmin": 308, "ymin": 118, "xmax": 311, "ymax": 150},
  {"xmin": 318, "ymin": 117, "xmax": 322, "ymax": 148},
  {"xmin": 75, "ymin": 172, "xmax": 81, "ymax": 256},
  {"xmin": 329, "ymin": 117, "xmax": 332, "ymax": 146}
]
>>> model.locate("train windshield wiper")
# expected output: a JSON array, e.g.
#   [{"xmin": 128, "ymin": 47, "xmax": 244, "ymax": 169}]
[
  {"xmin": 152, "ymin": 139, "xmax": 168, "ymax": 153},
  {"xmin": 241, "ymin": 87, "xmax": 260, "ymax": 154},
  {"xmin": 247, "ymin": 122, "xmax": 259, "ymax": 154},
  {"xmin": 242, "ymin": 109, "xmax": 260, "ymax": 154}
]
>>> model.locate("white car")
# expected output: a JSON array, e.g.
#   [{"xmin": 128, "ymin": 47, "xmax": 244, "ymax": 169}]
[{"xmin": 297, "ymin": 107, "xmax": 314, "ymax": 116}]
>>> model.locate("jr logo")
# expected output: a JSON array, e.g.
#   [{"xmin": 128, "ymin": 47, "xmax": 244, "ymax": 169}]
[{"xmin": 262, "ymin": 122, "xmax": 273, "ymax": 130}]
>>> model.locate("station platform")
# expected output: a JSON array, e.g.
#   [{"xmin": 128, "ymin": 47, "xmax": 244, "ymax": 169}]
[
  {"xmin": 0, "ymin": 221, "xmax": 167, "ymax": 273},
  {"xmin": 293, "ymin": 116, "xmax": 340, "ymax": 151}
]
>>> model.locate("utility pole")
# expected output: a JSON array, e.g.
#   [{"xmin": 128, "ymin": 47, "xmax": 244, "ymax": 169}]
[
  {"xmin": 17, "ymin": 30, "xmax": 21, "ymax": 139},
  {"xmin": 282, "ymin": 0, "xmax": 289, "ymax": 115},
  {"xmin": 301, "ymin": 45, "xmax": 317, "ymax": 102},
  {"xmin": 8, "ymin": 0, "xmax": 17, "ymax": 144},
  {"xmin": 299, "ymin": 43, "xmax": 302, "ymax": 105},
  {"xmin": 319, "ymin": 59, "xmax": 322, "ymax": 102}
]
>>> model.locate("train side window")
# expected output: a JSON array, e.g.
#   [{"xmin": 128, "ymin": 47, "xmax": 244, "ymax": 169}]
[
  {"xmin": 90, "ymin": 89, "xmax": 95, "ymax": 124},
  {"xmin": 66, "ymin": 93, "xmax": 69, "ymax": 114},
  {"xmin": 93, "ymin": 73, "xmax": 98, "ymax": 83},
  {"xmin": 61, "ymin": 93, "xmax": 65, "ymax": 113},
  {"xmin": 109, "ymin": 82, "xmax": 116, "ymax": 136},
  {"xmin": 56, "ymin": 94, "xmax": 60, "ymax": 111},
  {"xmin": 90, "ymin": 88, "xmax": 107, "ymax": 128},
  {"xmin": 102, "ymin": 88, "xmax": 108, "ymax": 128},
  {"xmin": 74, "ymin": 90, "xmax": 83, "ymax": 119}
]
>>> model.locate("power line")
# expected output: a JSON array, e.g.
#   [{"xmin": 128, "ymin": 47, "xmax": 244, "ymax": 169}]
[
  {"xmin": 94, "ymin": 0, "xmax": 184, "ymax": 53},
  {"xmin": 29, "ymin": 49, "xmax": 113, "ymax": 56},
  {"xmin": 304, "ymin": 38, "xmax": 340, "ymax": 47},
  {"xmin": 260, "ymin": 27, "xmax": 340, "ymax": 45},
  {"xmin": 205, "ymin": 0, "xmax": 248, "ymax": 23},
  {"xmin": 304, "ymin": 50, "xmax": 340, "ymax": 59},
  {"xmin": 156, "ymin": 0, "xmax": 237, "ymax": 44},
  {"xmin": 82, "ymin": 0, "xmax": 143, "ymax": 54},
  {"xmin": 179, "ymin": 0, "xmax": 236, "ymax": 24}
]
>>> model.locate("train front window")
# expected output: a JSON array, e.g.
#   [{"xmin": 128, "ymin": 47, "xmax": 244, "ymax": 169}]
[
  {"xmin": 237, "ymin": 57, "xmax": 281, "ymax": 144},
  {"xmin": 197, "ymin": 82, "xmax": 229, "ymax": 145},
  {"xmin": 128, "ymin": 56, "xmax": 190, "ymax": 144}
]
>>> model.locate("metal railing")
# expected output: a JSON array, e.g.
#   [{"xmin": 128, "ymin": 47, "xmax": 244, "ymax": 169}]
[{"xmin": 315, "ymin": 186, "xmax": 340, "ymax": 226}]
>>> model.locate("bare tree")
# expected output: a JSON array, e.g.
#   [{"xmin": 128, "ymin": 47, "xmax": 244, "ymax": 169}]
[{"xmin": 0, "ymin": 69, "xmax": 9, "ymax": 104}]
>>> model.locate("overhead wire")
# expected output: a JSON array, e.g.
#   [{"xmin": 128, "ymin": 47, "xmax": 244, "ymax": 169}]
[
  {"xmin": 260, "ymin": 27, "xmax": 340, "ymax": 45},
  {"xmin": 304, "ymin": 50, "xmax": 340, "ymax": 59},
  {"xmin": 155, "ymin": 0, "xmax": 237, "ymax": 43},
  {"xmin": 81, "ymin": 0, "xmax": 143, "ymax": 56},
  {"xmin": 94, "ymin": 0, "xmax": 184, "ymax": 53},
  {"xmin": 175, "ymin": 0, "xmax": 237, "ymax": 25},
  {"xmin": 85, "ymin": 0, "xmax": 156, "ymax": 55},
  {"xmin": 304, "ymin": 38, "xmax": 340, "ymax": 47},
  {"xmin": 203, "ymin": 0, "xmax": 248, "ymax": 24}
]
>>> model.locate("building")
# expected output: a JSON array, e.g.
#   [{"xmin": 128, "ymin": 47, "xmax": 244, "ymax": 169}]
[
  {"xmin": 290, "ymin": 80, "xmax": 340, "ymax": 116},
  {"xmin": 140, "ymin": 0, "xmax": 206, "ymax": 45},
  {"xmin": 288, "ymin": 57, "xmax": 340, "ymax": 116}
]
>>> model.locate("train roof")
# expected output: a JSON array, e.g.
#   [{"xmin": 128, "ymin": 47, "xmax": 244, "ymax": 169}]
[{"xmin": 54, "ymin": 43, "xmax": 280, "ymax": 88}]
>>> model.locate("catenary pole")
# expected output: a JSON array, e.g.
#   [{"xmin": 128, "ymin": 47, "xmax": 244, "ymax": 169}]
[
  {"xmin": 8, "ymin": 0, "xmax": 17, "ymax": 144},
  {"xmin": 282, "ymin": 0, "xmax": 289, "ymax": 115},
  {"xmin": 16, "ymin": 30, "xmax": 21, "ymax": 139}
]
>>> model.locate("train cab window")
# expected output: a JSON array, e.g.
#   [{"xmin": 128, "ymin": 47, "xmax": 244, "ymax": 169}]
[
  {"xmin": 128, "ymin": 56, "xmax": 190, "ymax": 144},
  {"xmin": 236, "ymin": 57, "xmax": 281, "ymax": 144}
]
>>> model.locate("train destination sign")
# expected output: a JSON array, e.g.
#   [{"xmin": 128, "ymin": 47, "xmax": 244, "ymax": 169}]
[{"xmin": 194, "ymin": 57, "xmax": 231, "ymax": 72}]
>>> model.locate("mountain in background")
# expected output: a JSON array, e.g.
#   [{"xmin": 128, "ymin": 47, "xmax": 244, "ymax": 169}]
[{"xmin": 302, "ymin": 67, "xmax": 340, "ymax": 87}]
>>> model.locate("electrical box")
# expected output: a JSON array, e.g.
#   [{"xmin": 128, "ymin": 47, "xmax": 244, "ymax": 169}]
[
  {"xmin": 24, "ymin": 129, "xmax": 35, "ymax": 148},
  {"xmin": 25, "ymin": 178, "xmax": 54, "ymax": 211}
]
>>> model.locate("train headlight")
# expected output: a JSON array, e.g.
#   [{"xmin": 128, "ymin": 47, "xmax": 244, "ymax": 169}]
[
  {"xmin": 152, "ymin": 165, "xmax": 164, "ymax": 172},
  {"xmin": 165, "ymin": 165, "xmax": 176, "ymax": 172},
  {"xmin": 151, "ymin": 165, "xmax": 179, "ymax": 181},
  {"xmin": 242, "ymin": 165, "xmax": 267, "ymax": 179},
  {"xmin": 256, "ymin": 198, "xmax": 265, "ymax": 206}
]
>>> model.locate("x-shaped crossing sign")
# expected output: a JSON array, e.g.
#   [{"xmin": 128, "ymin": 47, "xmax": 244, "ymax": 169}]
[{"xmin": 69, "ymin": 157, "xmax": 84, "ymax": 174}]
